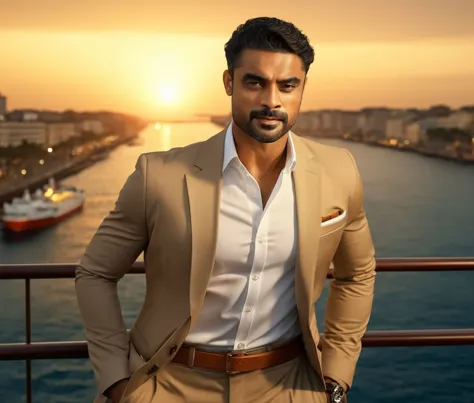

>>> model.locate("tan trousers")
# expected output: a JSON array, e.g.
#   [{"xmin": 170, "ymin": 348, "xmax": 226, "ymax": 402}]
[{"xmin": 121, "ymin": 353, "xmax": 328, "ymax": 403}]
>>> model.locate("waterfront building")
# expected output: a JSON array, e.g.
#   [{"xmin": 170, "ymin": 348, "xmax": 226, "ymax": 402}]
[
  {"xmin": 79, "ymin": 119, "xmax": 105, "ymax": 135},
  {"xmin": 358, "ymin": 108, "xmax": 392, "ymax": 141},
  {"xmin": 0, "ymin": 121, "xmax": 47, "ymax": 147},
  {"xmin": 404, "ymin": 118, "xmax": 438, "ymax": 145},
  {"xmin": 0, "ymin": 121, "xmax": 79, "ymax": 148},
  {"xmin": 0, "ymin": 92, "xmax": 6, "ymax": 117},
  {"xmin": 46, "ymin": 122, "xmax": 79, "ymax": 147},
  {"xmin": 436, "ymin": 110, "xmax": 474, "ymax": 130}
]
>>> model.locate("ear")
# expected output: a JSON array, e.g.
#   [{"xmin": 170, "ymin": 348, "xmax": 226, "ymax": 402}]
[{"xmin": 223, "ymin": 70, "xmax": 233, "ymax": 96}]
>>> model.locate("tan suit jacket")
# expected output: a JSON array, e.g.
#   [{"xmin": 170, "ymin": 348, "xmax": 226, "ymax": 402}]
[{"xmin": 75, "ymin": 128, "xmax": 376, "ymax": 402}]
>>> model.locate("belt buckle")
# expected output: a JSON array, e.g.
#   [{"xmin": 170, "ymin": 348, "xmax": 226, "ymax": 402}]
[{"xmin": 225, "ymin": 352, "xmax": 241, "ymax": 375}]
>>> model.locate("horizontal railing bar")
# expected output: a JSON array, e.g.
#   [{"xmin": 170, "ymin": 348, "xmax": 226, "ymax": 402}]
[
  {"xmin": 360, "ymin": 328, "xmax": 474, "ymax": 347},
  {"xmin": 1, "ymin": 329, "xmax": 473, "ymax": 361},
  {"xmin": 0, "ymin": 262, "xmax": 145, "ymax": 280},
  {"xmin": 0, "ymin": 341, "xmax": 88, "ymax": 360},
  {"xmin": 1, "ymin": 258, "xmax": 474, "ymax": 280}
]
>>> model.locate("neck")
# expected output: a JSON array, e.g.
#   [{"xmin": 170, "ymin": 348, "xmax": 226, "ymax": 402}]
[{"xmin": 231, "ymin": 124, "xmax": 289, "ymax": 179}]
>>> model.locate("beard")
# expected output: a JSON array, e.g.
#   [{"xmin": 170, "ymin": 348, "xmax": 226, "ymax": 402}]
[{"xmin": 233, "ymin": 107, "xmax": 292, "ymax": 144}]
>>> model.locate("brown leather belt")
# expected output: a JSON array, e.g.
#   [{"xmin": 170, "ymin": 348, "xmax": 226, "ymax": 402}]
[{"xmin": 171, "ymin": 337, "xmax": 304, "ymax": 374}]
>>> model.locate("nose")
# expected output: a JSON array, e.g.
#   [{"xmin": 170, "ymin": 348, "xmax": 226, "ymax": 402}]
[{"xmin": 261, "ymin": 84, "xmax": 281, "ymax": 110}]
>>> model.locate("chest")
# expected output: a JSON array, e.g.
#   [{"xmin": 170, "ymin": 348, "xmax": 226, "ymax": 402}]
[{"xmin": 215, "ymin": 168, "xmax": 297, "ymax": 271}]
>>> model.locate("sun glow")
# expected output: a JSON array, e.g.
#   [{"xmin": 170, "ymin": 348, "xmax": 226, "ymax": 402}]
[{"xmin": 158, "ymin": 84, "xmax": 180, "ymax": 105}]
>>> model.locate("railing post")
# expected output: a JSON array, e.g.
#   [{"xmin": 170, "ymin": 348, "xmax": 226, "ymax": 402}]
[{"xmin": 25, "ymin": 278, "xmax": 32, "ymax": 403}]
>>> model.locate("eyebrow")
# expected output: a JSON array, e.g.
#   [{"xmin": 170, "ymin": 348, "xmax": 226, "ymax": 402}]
[{"xmin": 242, "ymin": 73, "xmax": 301, "ymax": 85}]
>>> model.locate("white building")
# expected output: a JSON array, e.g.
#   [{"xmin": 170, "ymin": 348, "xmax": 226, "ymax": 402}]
[
  {"xmin": 357, "ymin": 114, "xmax": 367, "ymax": 132},
  {"xmin": 386, "ymin": 111, "xmax": 418, "ymax": 141},
  {"xmin": 404, "ymin": 118, "xmax": 438, "ymax": 145},
  {"xmin": 337, "ymin": 111, "xmax": 360, "ymax": 134},
  {"xmin": 0, "ymin": 121, "xmax": 47, "ymax": 147},
  {"xmin": 295, "ymin": 111, "xmax": 318, "ymax": 132},
  {"xmin": 359, "ymin": 109, "xmax": 392, "ymax": 138},
  {"xmin": 80, "ymin": 119, "xmax": 105, "ymax": 135},
  {"xmin": 306, "ymin": 113, "xmax": 321, "ymax": 132},
  {"xmin": 320, "ymin": 110, "xmax": 336, "ymax": 132},
  {"xmin": 23, "ymin": 112, "xmax": 39, "ymax": 122},
  {"xmin": 386, "ymin": 118, "xmax": 405, "ymax": 140},
  {"xmin": 437, "ymin": 111, "xmax": 473, "ymax": 130},
  {"xmin": 46, "ymin": 122, "xmax": 79, "ymax": 147}
]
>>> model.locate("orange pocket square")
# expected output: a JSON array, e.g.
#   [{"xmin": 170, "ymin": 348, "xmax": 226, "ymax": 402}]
[{"xmin": 321, "ymin": 209, "xmax": 343, "ymax": 223}]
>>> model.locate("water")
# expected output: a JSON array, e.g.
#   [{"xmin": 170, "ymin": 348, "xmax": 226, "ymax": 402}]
[{"xmin": 1, "ymin": 122, "xmax": 473, "ymax": 402}]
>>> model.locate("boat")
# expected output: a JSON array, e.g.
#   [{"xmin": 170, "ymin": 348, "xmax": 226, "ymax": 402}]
[{"xmin": 1, "ymin": 178, "xmax": 85, "ymax": 232}]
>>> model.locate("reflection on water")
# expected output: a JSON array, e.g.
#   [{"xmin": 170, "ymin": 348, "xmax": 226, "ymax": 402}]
[
  {"xmin": 0, "ymin": 122, "xmax": 473, "ymax": 403},
  {"xmin": 160, "ymin": 124, "xmax": 172, "ymax": 150}
]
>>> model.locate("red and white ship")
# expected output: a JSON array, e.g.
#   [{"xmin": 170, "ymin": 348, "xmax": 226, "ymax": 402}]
[{"xmin": 2, "ymin": 179, "xmax": 85, "ymax": 232}]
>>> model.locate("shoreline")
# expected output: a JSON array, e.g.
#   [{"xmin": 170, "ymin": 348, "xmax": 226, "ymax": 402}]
[
  {"xmin": 326, "ymin": 136, "xmax": 474, "ymax": 165},
  {"xmin": 2, "ymin": 119, "xmax": 472, "ymax": 206},
  {"xmin": 210, "ymin": 117, "xmax": 474, "ymax": 165},
  {"xmin": 0, "ymin": 132, "xmax": 139, "ymax": 205}
]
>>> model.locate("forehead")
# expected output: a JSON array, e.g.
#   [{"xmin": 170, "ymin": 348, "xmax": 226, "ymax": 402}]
[{"xmin": 234, "ymin": 49, "xmax": 305, "ymax": 79}]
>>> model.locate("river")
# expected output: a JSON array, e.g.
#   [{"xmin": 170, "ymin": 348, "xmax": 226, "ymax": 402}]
[{"xmin": 1, "ymin": 122, "xmax": 473, "ymax": 402}]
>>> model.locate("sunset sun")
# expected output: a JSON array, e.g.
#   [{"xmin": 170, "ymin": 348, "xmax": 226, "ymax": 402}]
[{"xmin": 158, "ymin": 84, "xmax": 180, "ymax": 105}]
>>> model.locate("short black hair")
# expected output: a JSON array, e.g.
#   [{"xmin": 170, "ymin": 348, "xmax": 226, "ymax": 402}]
[{"xmin": 224, "ymin": 17, "xmax": 315, "ymax": 75}]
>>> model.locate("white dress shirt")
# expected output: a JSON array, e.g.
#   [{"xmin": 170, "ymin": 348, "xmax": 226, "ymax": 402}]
[{"xmin": 185, "ymin": 122, "xmax": 300, "ymax": 351}]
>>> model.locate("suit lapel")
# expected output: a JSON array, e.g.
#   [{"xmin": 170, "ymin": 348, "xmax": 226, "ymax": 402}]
[
  {"xmin": 292, "ymin": 135, "xmax": 322, "ymax": 325},
  {"xmin": 185, "ymin": 129, "xmax": 226, "ymax": 326}
]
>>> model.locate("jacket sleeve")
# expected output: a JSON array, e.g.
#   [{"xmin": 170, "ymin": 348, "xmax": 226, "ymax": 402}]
[
  {"xmin": 75, "ymin": 153, "xmax": 149, "ymax": 395},
  {"xmin": 321, "ymin": 149, "xmax": 376, "ymax": 390}
]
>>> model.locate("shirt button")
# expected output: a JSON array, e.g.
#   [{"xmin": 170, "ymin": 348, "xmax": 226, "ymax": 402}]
[
  {"xmin": 252, "ymin": 275, "xmax": 259, "ymax": 281},
  {"xmin": 245, "ymin": 307, "xmax": 252, "ymax": 313},
  {"xmin": 237, "ymin": 343, "xmax": 245, "ymax": 350}
]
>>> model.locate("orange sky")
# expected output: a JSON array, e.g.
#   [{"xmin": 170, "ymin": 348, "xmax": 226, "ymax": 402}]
[{"xmin": 1, "ymin": 1, "xmax": 473, "ymax": 120}]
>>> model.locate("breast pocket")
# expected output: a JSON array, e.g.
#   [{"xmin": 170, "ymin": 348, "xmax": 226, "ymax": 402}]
[
  {"xmin": 320, "ymin": 209, "xmax": 348, "ymax": 238},
  {"xmin": 313, "ymin": 210, "xmax": 348, "ymax": 298}
]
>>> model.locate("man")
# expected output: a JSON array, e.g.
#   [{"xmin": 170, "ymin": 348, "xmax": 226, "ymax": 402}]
[{"xmin": 75, "ymin": 16, "xmax": 376, "ymax": 403}]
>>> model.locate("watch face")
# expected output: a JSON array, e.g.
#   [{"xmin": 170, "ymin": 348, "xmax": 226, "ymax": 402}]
[{"xmin": 331, "ymin": 385, "xmax": 345, "ymax": 403}]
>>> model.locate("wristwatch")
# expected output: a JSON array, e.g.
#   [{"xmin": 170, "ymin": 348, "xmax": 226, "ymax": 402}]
[{"xmin": 325, "ymin": 381, "xmax": 345, "ymax": 403}]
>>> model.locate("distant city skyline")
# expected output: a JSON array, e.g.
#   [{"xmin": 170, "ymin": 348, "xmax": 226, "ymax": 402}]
[
  {"xmin": 1, "ymin": 96, "xmax": 473, "ymax": 120},
  {"xmin": 1, "ymin": 1, "xmax": 473, "ymax": 119}
]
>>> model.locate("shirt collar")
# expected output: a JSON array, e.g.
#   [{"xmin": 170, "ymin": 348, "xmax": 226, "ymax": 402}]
[{"xmin": 222, "ymin": 121, "xmax": 297, "ymax": 173}]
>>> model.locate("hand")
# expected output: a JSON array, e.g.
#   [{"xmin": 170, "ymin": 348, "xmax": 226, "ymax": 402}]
[{"xmin": 105, "ymin": 378, "xmax": 129, "ymax": 403}]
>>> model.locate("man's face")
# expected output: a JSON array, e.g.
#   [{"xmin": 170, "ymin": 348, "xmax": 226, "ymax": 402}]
[{"xmin": 224, "ymin": 49, "xmax": 306, "ymax": 143}]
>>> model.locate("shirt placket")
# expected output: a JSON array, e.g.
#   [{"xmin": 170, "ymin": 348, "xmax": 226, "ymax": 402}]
[{"xmin": 233, "ymin": 169, "xmax": 269, "ymax": 351}]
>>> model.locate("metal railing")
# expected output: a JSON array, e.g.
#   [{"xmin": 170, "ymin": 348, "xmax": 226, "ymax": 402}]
[{"xmin": 1, "ymin": 257, "xmax": 474, "ymax": 403}]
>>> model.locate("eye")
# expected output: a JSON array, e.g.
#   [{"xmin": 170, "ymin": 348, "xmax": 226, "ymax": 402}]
[
  {"xmin": 246, "ymin": 81, "xmax": 262, "ymax": 88},
  {"xmin": 281, "ymin": 84, "xmax": 296, "ymax": 92}
]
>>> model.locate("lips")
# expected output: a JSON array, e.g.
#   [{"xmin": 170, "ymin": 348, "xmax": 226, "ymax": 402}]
[{"xmin": 256, "ymin": 118, "xmax": 281, "ymax": 123}]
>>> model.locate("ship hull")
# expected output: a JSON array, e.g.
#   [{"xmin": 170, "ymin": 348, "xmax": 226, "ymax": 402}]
[{"xmin": 2, "ymin": 203, "xmax": 84, "ymax": 232}]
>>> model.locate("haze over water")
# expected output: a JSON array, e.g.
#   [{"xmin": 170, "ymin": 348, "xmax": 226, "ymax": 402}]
[{"xmin": 1, "ymin": 122, "xmax": 473, "ymax": 402}]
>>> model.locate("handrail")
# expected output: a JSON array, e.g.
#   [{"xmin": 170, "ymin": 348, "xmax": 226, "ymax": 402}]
[
  {"xmin": 1, "ymin": 257, "xmax": 474, "ymax": 279},
  {"xmin": 1, "ymin": 257, "xmax": 474, "ymax": 403},
  {"xmin": 1, "ymin": 328, "xmax": 474, "ymax": 362}
]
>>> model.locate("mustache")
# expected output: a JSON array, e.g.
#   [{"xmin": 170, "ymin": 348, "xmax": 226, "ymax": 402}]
[{"xmin": 250, "ymin": 108, "xmax": 288, "ymax": 121}]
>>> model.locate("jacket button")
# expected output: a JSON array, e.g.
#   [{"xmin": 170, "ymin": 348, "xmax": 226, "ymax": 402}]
[
  {"xmin": 169, "ymin": 345, "xmax": 178, "ymax": 355},
  {"xmin": 146, "ymin": 364, "xmax": 158, "ymax": 376}
]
